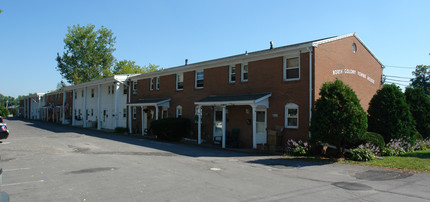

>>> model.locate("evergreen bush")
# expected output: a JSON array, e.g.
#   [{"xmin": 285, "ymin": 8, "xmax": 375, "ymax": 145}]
[
  {"xmin": 368, "ymin": 84, "xmax": 417, "ymax": 144},
  {"xmin": 405, "ymin": 87, "xmax": 430, "ymax": 139},
  {"xmin": 310, "ymin": 79, "xmax": 367, "ymax": 154}
]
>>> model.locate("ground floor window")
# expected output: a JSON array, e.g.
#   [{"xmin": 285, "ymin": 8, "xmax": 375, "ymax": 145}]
[
  {"xmin": 285, "ymin": 103, "xmax": 299, "ymax": 128},
  {"xmin": 133, "ymin": 107, "xmax": 137, "ymax": 119},
  {"xmin": 176, "ymin": 105, "xmax": 182, "ymax": 118},
  {"xmin": 162, "ymin": 108, "xmax": 168, "ymax": 119}
]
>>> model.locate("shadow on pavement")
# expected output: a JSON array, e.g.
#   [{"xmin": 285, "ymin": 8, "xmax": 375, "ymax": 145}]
[{"xmin": 10, "ymin": 118, "xmax": 335, "ymax": 168}]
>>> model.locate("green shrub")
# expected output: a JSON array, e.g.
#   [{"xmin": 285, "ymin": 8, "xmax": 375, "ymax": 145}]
[
  {"xmin": 310, "ymin": 79, "xmax": 367, "ymax": 154},
  {"xmin": 382, "ymin": 147, "xmax": 406, "ymax": 156},
  {"xmin": 361, "ymin": 132, "xmax": 385, "ymax": 149},
  {"xmin": 0, "ymin": 106, "xmax": 8, "ymax": 117},
  {"xmin": 114, "ymin": 127, "xmax": 128, "ymax": 133},
  {"xmin": 405, "ymin": 88, "xmax": 430, "ymax": 139},
  {"xmin": 351, "ymin": 147, "xmax": 376, "ymax": 161},
  {"xmin": 151, "ymin": 118, "xmax": 191, "ymax": 141},
  {"xmin": 368, "ymin": 84, "xmax": 417, "ymax": 144}
]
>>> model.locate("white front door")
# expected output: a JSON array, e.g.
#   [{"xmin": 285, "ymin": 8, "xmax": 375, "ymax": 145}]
[
  {"xmin": 255, "ymin": 109, "xmax": 267, "ymax": 144},
  {"xmin": 213, "ymin": 108, "xmax": 223, "ymax": 139}
]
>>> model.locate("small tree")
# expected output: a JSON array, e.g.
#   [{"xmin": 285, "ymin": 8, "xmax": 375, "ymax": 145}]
[
  {"xmin": 0, "ymin": 106, "xmax": 9, "ymax": 117},
  {"xmin": 310, "ymin": 80, "xmax": 367, "ymax": 154},
  {"xmin": 405, "ymin": 87, "xmax": 430, "ymax": 138},
  {"xmin": 368, "ymin": 84, "xmax": 417, "ymax": 143}
]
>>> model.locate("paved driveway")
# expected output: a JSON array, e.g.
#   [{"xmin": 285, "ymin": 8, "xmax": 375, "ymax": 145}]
[{"xmin": 1, "ymin": 118, "xmax": 429, "ymax": 201}]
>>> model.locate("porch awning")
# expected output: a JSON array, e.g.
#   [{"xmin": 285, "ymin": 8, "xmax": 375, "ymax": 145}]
[
  {"xmin": 127, "ymin": 98, "xmax": 171, "ymax": 108},
  {"xmin": 195, "ymin": 92, "xmax": 271, "ymax": 107}
]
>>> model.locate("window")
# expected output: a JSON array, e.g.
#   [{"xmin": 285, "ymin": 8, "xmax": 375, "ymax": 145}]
[
  {"xmin": 91, "ymin": 109, "xmax": 94, "ymax": 116},
  {"xmin": 74, "ymin": 92, "xmax": 77, "ymax": 99},
  {"xmin": 256, "ymin": 111, "xmax": 266, "ymax": 134},
  {"xmin": 81, "ymin": 90, "xmax": 84, "ymax": 97},
  {"xmin": 133, "ymin": 81, "xmax": 137, "ymax": 94},
  {"xmin": 123, "ymin": 86, "xmax": 127, "ymax": 95},
  {"xmin": 156, "ymin": 77, "xmax": 160, "ymax": 90},
  {"xmin": 195, "ymin": 70, "xmax": 204, "ymax": 88},
  {"xmin": 150, "ymin": 78, "xmax": 154, "ymax": 91},
  {"xmin": 176, "ymin": 105, "xmax": 182, "ymax": 118},
  {"xmin": 229, "ymin": 65, "xmax": 236, "ymax": 83},
  {"xmin": 108, "ymin": 86, "xmax": 111, "ymax": 94},
  {"xmin": 123, "ymin": 108, "xmax": 127, "ymax": 118},
  {"xmin": 91, "ymin": 89, "xmax": 94, "ymax": 98},
  {"xmin": 241, "ymin": 64, "xmax": 248, "ymax": 82},
  {"xmin": 176, "ymin": 73, "xmax": 184, "ymax": 90},
  {"xmin": 285, "ymin": 103, "xmax": 299, "ymax": 128},
  {"xmin": 111, "ymin": 85, "xmax": 114, "ymax": 94},
  {"xmin": 284, "ymin": 57, "xmax": 300, "ymax": 81},
  {"xmin": 132, "ymin": 107, "xmax": 136, "ymax": 119}
]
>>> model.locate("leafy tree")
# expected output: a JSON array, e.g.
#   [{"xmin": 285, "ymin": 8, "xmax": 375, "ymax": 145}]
[
  {"xmin": 56, "ymin": 24, "xmax": 116, "ymax": 85},
  {"xmin": 0, "ymin": 9, "xmax": 3, "ymax": 13},
  {"xmin": 112, "ymin": 60, "xmax": 159, "ymax": 75},
  {"xmin": 410, "ymin": 65, "xmax": 429, "ymax": 95},
  {"xmin": 310, "ymin": 79, "xmax": 367, "ymax": 154},
  {"xmin": 368, "ymin": 84, "xmax": 417, "ymax": 143},
  {"xmin": 405, "ymin": 87, "xmax": 430, "ymax": 138},
  {"xmin": 0, "ymin": 106, "xmax": 8, "ymax": 117}
]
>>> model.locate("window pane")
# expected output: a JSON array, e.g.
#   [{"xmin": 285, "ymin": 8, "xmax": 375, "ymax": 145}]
[
  {"xmin": 287, "ymin": 57, "xmax": 299, "ymax": 68},
  {"xmin": 256, "ymin": 111, "xmax": 265, "ymax": 122},
  {"xmin": 178, "ymin": 74, "xmax": 183, "ymax": 82},
  {"xmin": 288, "ymin": 109, "xmax": 297, "ymax": 117},
  {"xmin": 288, "ymin": 118, "xmax": 298, "ymax": 127},
  {"xmin": 197, "ymin": 71, "xmax": 204, "ymax": 80},
  {"xmin": 286, "ymin": 68, "xmax": 299, "ymax": 79},
  {"xmin": 215, "ymin": 111, "xmax": 222, "ymax": 121},
  {"xmin": 197, "ymin": 80, "xmax": 204, "ymax": 88}
]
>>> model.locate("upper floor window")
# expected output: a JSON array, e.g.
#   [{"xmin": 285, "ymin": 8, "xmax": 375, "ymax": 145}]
[
  {"xmin": 91, "ymin": 89, "xmax": 94, "ymax": 98},
  {"xmin": 285, "ymin": 103, "xmax": 299, "ymax": 128},
  {"xmin": 133, "ymin": 81, "xmax": 137, "ymax": 94},
  {"xmin": 111, "ymin": 85, "xmax": 115, "ymax": 94},
  {"xmin": 229, "ymin": 65, "xmax": 236, "ymax": 83},
  {"xmin": 284, "ymin": 57, "xmax": 300, "ymax": 81},
  {"xmin": 150, "ymin": 78, "xmax": 154, "ymax": 91},
  {"xmin": 195, "ymin": 70, "xmax": 204, "ymax": 89},
  {"xmin": 132, "ymin": 107, "xmax": 137, "ymax": 119},
  {"xmin": 176, "ymin": 105, "xmax": 182, "ymax": 118},
  {"xmin": 156, "ymin": 77, "xmax": 160, "ymax": 90},
  {"xmin": 108, "ymin": 86, "xmax": 111, "ymax": 94},
  {"xmin": 81, "ymin": 90, "xmax": 84, "ymax": 97},
  {"xmin": 176, "ymin": 73, "xmax": 184, "ymax": 90},
  {"xmin": 123, "ymin": 86, "xmax": 127, "ymax": 94},
  {"xmin": 241, "ymin": 64, "xmax": 248, "ymax": 82}
]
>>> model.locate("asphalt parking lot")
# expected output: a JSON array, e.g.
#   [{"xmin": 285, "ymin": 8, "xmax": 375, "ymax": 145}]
[{"xmin": 1, "ymin": 118, "xmax": 429, "ymax": 201}]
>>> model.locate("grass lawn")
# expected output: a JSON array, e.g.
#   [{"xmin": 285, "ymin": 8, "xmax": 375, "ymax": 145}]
[{"xmin": 341, "ymin": 150, "xmax": 430, "ymax": 172}]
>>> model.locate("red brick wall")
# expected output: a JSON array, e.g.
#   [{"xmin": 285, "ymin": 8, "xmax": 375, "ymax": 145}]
[{"xmin": 314, "ymin": 36, "xmax": 383, "ymax": 111}]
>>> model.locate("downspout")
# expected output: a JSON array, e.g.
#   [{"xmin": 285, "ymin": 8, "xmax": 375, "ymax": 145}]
[{"xmin": 307, "ymin": 47, "xmax": 313, "ymax": 139}]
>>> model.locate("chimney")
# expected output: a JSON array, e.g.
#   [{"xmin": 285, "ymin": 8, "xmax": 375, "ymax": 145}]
[
  {"xmin": 185, "ymin": 59, "xmax": 188, "ymax": 66},
  {"xmin": 270, "ymin": 41, "xmax": 273, "ymax": 49}
]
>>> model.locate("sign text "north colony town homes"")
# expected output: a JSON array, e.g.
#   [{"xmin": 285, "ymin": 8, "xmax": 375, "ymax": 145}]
[{"xmin": 332, "ymin": 68, "xmax": 375, "ymax": 84}]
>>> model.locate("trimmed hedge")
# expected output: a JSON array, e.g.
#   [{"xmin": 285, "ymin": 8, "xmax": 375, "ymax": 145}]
[
  {"xmin": 151, "ymin": 118, "xmax": 191, "ymax": 141},
  {"xmin": 361, "ymin": 132, "xmax": 385, "ymax": 149}
]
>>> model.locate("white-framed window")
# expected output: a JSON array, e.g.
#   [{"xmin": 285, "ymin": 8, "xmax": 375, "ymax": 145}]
[
  {"xmin": 111, "ymin": 85, "xmax": 114, "ymax": 94},
  {"xmin": 150, "ymin": 78, "xmax": 154, "ymax": 91},
  {"xmin": 229, "ymin": 65, "xmax": 236, "ymax": 83},
  {"xmin": 283, "ymin": 56, "xmax": 300, "ymax": 81},
  {"xmin": 123, "ymin": 108, "xmax": 127, "ymax": 118},
  {"xmin": 256, "ymin": 110, "xmax": 266, "ymax": 134},
  {"xmin": 241, "ymin": 63, "xmax": 248, "ymax": 82},
  {"xmin": 91, "ymin": 109, "xmax": 94, "ymax": 116},
  {"xmin": 91, "ymin": 89, "xmax": 94, "ymax": 98},
  {"xmin": 176, "ymin": 73, "xmax": 184, "ymax": 90},
  {"xmin": 133, "ymin": 81, "xmax": 137, "ymax": 94},
  {"xmin": 195, "ymin": 70, "xmax": 204, "ymax": 89},
  {"xmin": 176, "ymin": 105, "xmax": 182, "ymax": 118},
  {"xmin": 285, "ymin": 103, "xmax": 299, "ymax": 128},
  {"xmin": 81, "ymin": 90, "xmax": 84, "ymax": 97},
  {"xmin": 156, "ymin": 77, "xmax": 160, "ymax": 90},
  {"xmin": 108, "ymin": 86, "xmax": 111, "ymax": 94},
  {"xmin": 132, "ymin": 107, "xmax": 137, "ymax": 119}
]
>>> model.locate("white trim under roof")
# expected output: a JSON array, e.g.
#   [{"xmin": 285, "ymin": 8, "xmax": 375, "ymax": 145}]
[{"xmin": 63, "ymin": 74, "xmax": 138, "ymax": 91}]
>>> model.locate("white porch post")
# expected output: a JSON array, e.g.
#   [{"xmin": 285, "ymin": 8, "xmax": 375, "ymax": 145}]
[
  {"xmin": 72, "ymin": 90, "xmax": 76, "ymax": 126},
  {"xmin": 252, "ymin": 105, "xmax": 257, "ymax": 149},
  {"xmin": 38, "ymin": 96, "xmax": 41, "ymax": 120},
  {"xmin": 114, "ymin": 82, "xmax": 120, "ymax": 129},
  {"xmin": 197, "ymin": 105, "xmax": 202, "ymax": 144},
  {"xmin": 83, "ymin": 87, "xmax": 87, "ymax": 127},
  {"xmin": 222, "ymin": 105, "xmax": 226, "ymax": 149},
  {"xmin": 128, "ymin": 106, "xmax": 132, "ymax": 134},
  {"xmin": 144, "ymin": 106, "xmax": 146, "ymax": 136},
  {"xmin": 97, "ymin": 84, "xmax": 102, "ymax": 130},
  {"xmin": 155, "ymin": 105, "xmax": 159, "ymax": 120},
  {"xmin": 62, "ymin": 91, "xmax": 66, "ymax": 124}
]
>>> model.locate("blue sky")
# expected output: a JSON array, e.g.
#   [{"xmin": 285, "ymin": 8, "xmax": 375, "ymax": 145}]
[{"xmin": 0, "ymin": 0, "xmax": 429, "ymax": 98}]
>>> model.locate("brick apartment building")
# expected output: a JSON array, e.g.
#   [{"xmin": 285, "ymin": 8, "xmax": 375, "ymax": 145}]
[
  {"xmin": 40, "ymin": 91, "xmax": 73, "ymax": 124},
  {"xmin": 127, "ymin": 33, "xmax": 383, "ymax": 149}
]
